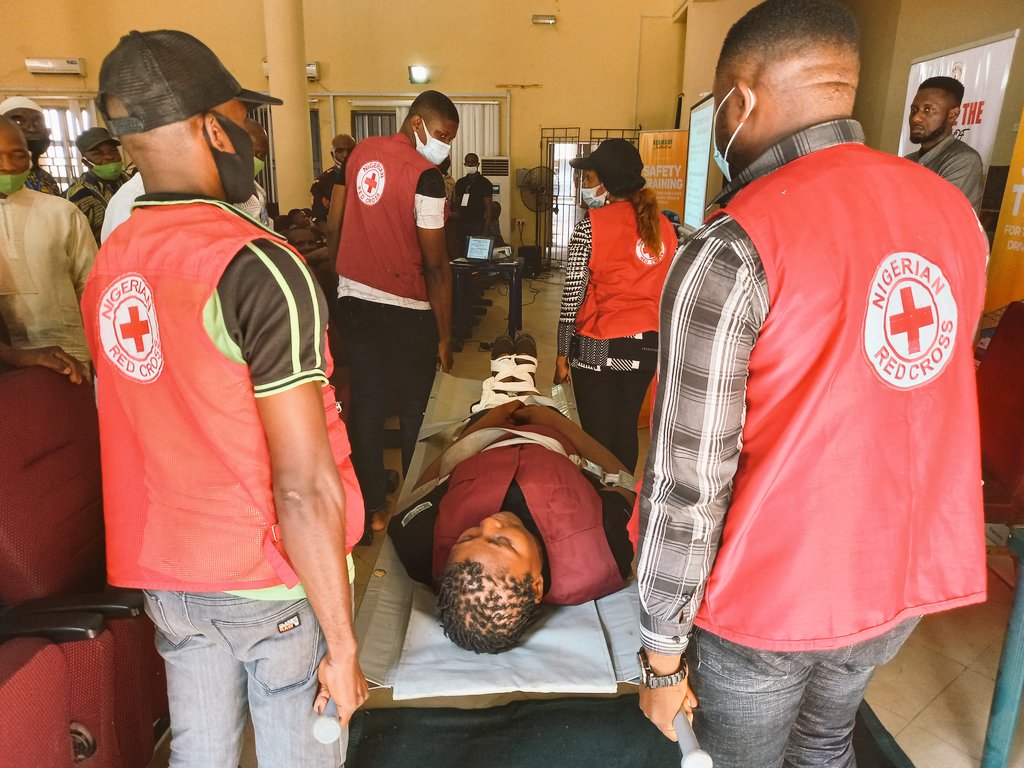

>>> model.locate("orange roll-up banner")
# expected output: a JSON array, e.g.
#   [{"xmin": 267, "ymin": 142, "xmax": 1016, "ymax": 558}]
[
  {"xmin": 983, "ymin": 104, "xmax": 1024, "ymax": 333},
  {"xmin": 639, "ymin": 130, "xmax": 688, "ymax": 218}
]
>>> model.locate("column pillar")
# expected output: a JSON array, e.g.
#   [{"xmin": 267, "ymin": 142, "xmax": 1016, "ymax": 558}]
[{"xmin": 263, "ymin": 0, "xmax": 313, "ymax": 211}]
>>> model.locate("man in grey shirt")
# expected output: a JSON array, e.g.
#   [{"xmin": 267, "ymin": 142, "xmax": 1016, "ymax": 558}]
[{"xmin": 905, "ymin": 75, "xmax": 984, "ymax": 212}]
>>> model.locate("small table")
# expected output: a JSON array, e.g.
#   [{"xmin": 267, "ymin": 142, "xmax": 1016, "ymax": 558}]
[{"xmin": 449, "ymin": 257, "xmax": 524, "ymax": 346}]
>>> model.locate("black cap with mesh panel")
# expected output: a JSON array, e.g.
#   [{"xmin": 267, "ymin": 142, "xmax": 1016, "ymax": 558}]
[
  {"xmin": 96, "ymin": 30, "xmax": 282, "ymax": 137},
  {"xmin": 569, "ymin": 138, "xmax": 646, "ymax": 197}
]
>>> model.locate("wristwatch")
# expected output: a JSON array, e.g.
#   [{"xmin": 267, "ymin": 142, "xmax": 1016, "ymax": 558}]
[{"xmin": 636, "ymin": 647, "xmax": 688, "ymax": 688}]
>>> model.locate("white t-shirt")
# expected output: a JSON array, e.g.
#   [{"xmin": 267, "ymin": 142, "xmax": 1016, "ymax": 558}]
[{"xmin": 100, "ymin": 172, "xmax": 145, "ymax": 243}]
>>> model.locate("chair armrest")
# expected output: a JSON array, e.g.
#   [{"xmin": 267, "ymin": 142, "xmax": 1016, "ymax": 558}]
[
  {"xmin": 10, "ymin": 590, "xmax": 143, "ymax": 619},
  {"xmin": 0, "ymin": 611, "xmax": 106, "ymax": 643}
]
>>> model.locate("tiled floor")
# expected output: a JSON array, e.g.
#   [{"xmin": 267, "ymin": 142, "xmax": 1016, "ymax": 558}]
[
  {"xmin": 865, "ymin": 562, "xmax": 1022, "ymax": 767},
  {"xmin": 148, "ymin": 271, "xmax": 1021, "ymax": 767}
]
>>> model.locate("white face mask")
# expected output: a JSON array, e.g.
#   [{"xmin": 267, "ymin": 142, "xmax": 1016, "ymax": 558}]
[
  {"xmin": 581, "ymin": 185, "xmax": 608, "ymax": 209},
  {"xmin": 465, "ymin": 165, "xmax": 478, "ymax": 174},
  {"xmin": 414, "ymin": 121, "xmax": 452, "ymax": 165},
  {"xmin": 712, "ymin": 86, "xmax": 756, "ymax": 183}
]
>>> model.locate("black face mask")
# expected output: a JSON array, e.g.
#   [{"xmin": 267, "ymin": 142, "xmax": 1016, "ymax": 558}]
[
  {"xmin": 202, "ymin": 113, "xmax": 254, "ymax": 204},
  {"xmin": 27, "ymin": 137, "xmax": 51, "ymax": 158}
]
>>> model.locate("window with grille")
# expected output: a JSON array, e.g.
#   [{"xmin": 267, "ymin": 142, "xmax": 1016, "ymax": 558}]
[
  {"xmin": 34, "ymin": 103, "xmax": 93, "ymax": 192},
  {"xmin": 352, "ymin": 111, "xmax": 397, "ymax": 141}
]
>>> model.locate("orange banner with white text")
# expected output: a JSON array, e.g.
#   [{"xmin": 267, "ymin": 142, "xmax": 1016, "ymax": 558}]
[
  {"xmin": 984, "ymin": 103, "xmax": 1024, "ymax": 325},
  {"xmin": 639, "ymin": 130, "xmax": 688, "ymax": 217}
]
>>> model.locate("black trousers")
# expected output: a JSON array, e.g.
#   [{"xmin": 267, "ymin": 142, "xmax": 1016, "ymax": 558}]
[
  {"xmin": 337, "ymin": 296, "xmax": 438, "ymax": 515},
  {"xmin": 571, "ymin": 366, "xmax": 653, "ymax": 474}
]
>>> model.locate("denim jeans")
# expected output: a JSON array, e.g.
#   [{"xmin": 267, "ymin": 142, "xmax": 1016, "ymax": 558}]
[
  {"xmin": 337, "ymin": 296, "xmax": 439, "ymax": 514},
  {"xmin": 689, "ymin": 618, "xmax": 920, "ymax": 768},
  {"xmin": 143, "ymin": 591, "xmax": 345, "ymax": 768}
]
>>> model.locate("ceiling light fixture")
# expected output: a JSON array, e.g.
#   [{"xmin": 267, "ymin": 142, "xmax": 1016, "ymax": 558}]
[
  {"xmin": 408, "ymin": 65, "xmax": 430, "ymax": 84},
  {"xmin": 532, "ymin": 14, "xmax": 556, "ymax": 25}
]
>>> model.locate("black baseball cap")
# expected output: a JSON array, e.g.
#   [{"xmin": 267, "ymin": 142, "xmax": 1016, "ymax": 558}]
[
  {"xmin": 569, "ymin": 138, "xmax": 645, "ymax": 197},
  {"xmin": 76, "ymin": 127, "xmax": 119, "ymax": 153},
  {"xmin": 97, "ymin": 30, "xmax": 282, "ymax": 137}
]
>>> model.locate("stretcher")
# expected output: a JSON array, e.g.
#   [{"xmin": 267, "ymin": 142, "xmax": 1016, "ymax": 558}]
[{"xmin": 353, "ymin": 372, "xmax": 642, "ymax": 700}]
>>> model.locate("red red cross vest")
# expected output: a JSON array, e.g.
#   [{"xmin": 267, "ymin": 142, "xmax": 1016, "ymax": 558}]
[
  {"xmin": 692, "ymin": 143, "xmax": 988, "ymax": 651},
  {"xmin": 575, "ymin": 203, "xmax": 678, "ymax": 340},
  {"xmin": 431, "ymin": 425, "xmax": 625, "ymax": 605},
  {"xmin": 336, "ymin": 133, "xmax": 435, "ymax": 300},
  {"xmin": 81, "ymin": 200, "xmax": 365, "ymax": 592}
]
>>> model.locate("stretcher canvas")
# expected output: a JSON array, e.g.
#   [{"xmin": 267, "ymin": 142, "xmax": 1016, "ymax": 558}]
[{"xmin": 355, "ymin": 372, "xmax": 640, "ymax": 699}]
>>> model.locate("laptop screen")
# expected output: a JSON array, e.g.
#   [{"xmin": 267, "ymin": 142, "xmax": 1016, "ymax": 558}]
[{"xmin": 466, "ymin": 236, "xmax": 495, "ymax": 261}]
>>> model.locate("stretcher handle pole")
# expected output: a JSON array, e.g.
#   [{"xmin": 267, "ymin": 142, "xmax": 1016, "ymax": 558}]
[{"xmin": 673, "ymin": 710, "xmax": 713, "ymax": 768}]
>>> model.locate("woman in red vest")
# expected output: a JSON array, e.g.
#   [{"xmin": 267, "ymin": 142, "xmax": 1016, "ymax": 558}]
[{"xmin": 555, "ymin": 139, "xmax": 678, "ymax": 473}]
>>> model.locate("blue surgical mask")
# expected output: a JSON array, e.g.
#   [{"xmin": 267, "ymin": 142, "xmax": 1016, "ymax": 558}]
[
  {"xmin": 712, "ymin": 86, "xmax": 756, "ymax": 183},
  {"xmin": 414, "ymin": 121, "xmax": 451, "ymax": 165},
  {"xmin": 581, "ymin": 185, "xmax": 607, "ymax": 209}
]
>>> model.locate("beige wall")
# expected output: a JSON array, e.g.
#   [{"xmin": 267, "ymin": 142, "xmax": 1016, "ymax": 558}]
[
  {"xmin": 853, "ymin": 0, "xmax": 1023, "ymax": 163},
  {"xmin": 679, "ymin": 0, "xmax": 761, "ymax": 117},
  {"xmin": 0, "ymin": 0, "xmax": 684, "ymax": 224},
  {"xmin": 845, "ymin": 0, "xmax": 903, "ymax": 150},
  {"xmin": 636, "ymin": 16, "xmax": 687, "ymax": 130}
]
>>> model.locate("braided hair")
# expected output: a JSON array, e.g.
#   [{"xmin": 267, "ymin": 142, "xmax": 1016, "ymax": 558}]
[{"xmin": 437, "ymin": 560, "xmax": 541, "ymax": 654}]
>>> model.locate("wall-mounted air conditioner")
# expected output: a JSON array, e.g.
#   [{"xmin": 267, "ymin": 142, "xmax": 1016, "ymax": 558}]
[
  {"xmin": 481, "ymin": 157, "xmax": 511, "ymax": 240},
  {"xmin": 25, "ymin": 58, "xmax": 85, "ymax": 76},
  {"xmin": 262, "ymin": 61, "xmax": 321, "ymax": 82}
]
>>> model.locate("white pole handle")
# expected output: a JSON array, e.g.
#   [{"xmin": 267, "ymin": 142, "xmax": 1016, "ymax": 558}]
[{"xmin": 673, "ymin": 710, "xmax": 713, "ymax": 768}]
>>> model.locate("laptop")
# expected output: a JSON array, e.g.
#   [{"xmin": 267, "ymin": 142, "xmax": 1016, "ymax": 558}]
[{"xmin": 453, "ymin": 235, "xmax": 502, "ymax": 265}]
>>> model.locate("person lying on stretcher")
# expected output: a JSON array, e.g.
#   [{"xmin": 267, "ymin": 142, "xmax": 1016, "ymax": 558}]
[{"xmin": 388, "ymin": 332, "xmax": 635, "ymax": 654}]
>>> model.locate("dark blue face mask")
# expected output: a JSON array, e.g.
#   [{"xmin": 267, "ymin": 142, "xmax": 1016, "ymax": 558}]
[{"xmin": 203, "ymin": 113, "xmax": 255, "ymax": 204}]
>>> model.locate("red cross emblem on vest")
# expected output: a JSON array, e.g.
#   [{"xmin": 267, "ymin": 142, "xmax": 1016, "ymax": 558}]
[
  {"xmin": 98, "ymin": 273, "xmax": 164, "ymax": 383},
  {"xmin": 356, "ymin": 161, "xmax": 386, "ymax": 206},
  {"xmin": 119, "ymin": 305, "xmax": 151, "ymax": 354},
  {"xmin": 863, "ymin": 252, "xmax": 958, "ymax": 390},
  {"xmin": 888, "ymin": 286, "xmax": 934, "ymax": 355}
]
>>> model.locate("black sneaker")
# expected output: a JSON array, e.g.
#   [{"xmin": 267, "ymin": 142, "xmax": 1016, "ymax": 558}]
[
  {"xmin": 490, "ymin": 334, "xmax": 515, "ymax": 360},
  {"xmin": 514, "ymin": 333, "xmax": 537, "ymax": 359}
]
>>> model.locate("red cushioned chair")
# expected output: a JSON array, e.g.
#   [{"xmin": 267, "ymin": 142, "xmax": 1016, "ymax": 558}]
[
  {"xmin": 0, "ymin": 637, "xmax": 75, "ymax": 768},
  {"xmin": 0, "ymin": 367, "xmax": 167, "ymax": 767},
  {"xmin": 978, "ymin": 301, "xmax": 1024, "ymax": 533},
  {"xmin": 978, "ymin": 302, "xmax": 1024, "ymax": 767},
  {"xmin": 0, "ymin": 614, "xmax": 114, "ymax": 767}
]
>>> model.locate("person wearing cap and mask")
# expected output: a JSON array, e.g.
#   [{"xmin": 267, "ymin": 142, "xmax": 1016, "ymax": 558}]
[
  {"xmin": 333, "ymin": 89, "xmax": 458, "ymax": 541},
  {"xmin": 555, "ymin": 139, "xmax": 677, "ymax": 475},
  {"xmin": 453, "ymin": 152, "xmax": 494, "ymax": 241},
  {"xmin": 311, "ymin": 133, "xmax": 355, "ymax": 223},
  {"xmin": 636, "ymin": 2, "xmax": 987, "ymax": 763},
  {"xmin": 0, "ymin": 114, "xmax": 95, "ymax": 383},
  {"xmin": 100, "ymin": 119, "xmax": 271, "ymax": 241},
  {"xmin": 65, "ymin": 127, "xmax": 133, "ymax": 244},
  {"xmin": 0, "ymin": 96, "xmax": 62, "ymax": 196},
  {"xmin": 81, "ymin": 30, "xmax": 367, "ymax": 766}
]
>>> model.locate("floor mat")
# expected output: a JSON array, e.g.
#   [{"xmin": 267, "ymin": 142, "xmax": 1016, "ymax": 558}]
[{"xmin": 345, "ymin": 696, "xmax": 914, "ymax": 768}]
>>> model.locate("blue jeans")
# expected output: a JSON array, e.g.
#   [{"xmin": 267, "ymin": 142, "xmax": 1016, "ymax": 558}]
[
  {"xmin": 689, "ymin": 618, "xmax": 919, "ymax": 768},
  {"xmin": 143, "ymin": 591, "xmax": 345, "ymax": 768}
]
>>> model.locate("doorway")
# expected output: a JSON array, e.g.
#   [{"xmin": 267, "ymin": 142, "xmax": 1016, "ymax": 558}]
[{"xmin": 539, "ymin": 128, "xmax": 581, "ymax": 270}]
